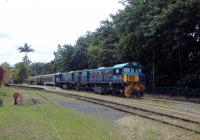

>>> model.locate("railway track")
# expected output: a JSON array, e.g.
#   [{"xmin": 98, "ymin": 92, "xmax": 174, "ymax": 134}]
[
  {"xmin": 55, "ymin": 92, "xmax": 200, "ymax": 133},
  {"xmin": 142, "ymin": 97, "xmax": 200, "ymax": 116},
  {"xmin": 10, "ymin": 84, "xmax": 200, "ymax": 134},
  {"xmin": 144, "ymin": 97, "xmax": 200, "ymax": 109}
]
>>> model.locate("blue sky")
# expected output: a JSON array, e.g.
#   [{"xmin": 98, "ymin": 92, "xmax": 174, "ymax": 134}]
[{"xmin": 0, "ymin": 0, "xmax": 123, "ymax": 65}]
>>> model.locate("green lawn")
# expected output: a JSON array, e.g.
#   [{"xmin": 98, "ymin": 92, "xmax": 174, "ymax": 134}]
[{"xmin": 0, "ymin": 87, "xmax": 118, "ymax": 140}]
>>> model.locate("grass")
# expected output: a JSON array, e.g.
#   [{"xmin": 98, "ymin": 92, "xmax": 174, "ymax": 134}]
[
  {"xmin": 143, "ymin": 128, "xmax": 157, "ymax": 140},
  {"xmin": 0, "ymin": 87, "xmax": 118, "ymax": 140}
]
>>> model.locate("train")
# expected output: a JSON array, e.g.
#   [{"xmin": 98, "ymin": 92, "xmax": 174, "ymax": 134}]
[{"xmin": 32, "ymin": 62, "xmax": 145, "ymax": 97}]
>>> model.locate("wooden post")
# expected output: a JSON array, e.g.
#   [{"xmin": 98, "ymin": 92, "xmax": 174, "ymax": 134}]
[{"xmin": 13, "ymin": 93, "xmax": 20, "ymax": 105}]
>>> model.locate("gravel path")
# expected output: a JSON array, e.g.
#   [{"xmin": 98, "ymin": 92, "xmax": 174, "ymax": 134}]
[{"xmin": 54, "ymin": 95, "xmax": 128, "ymax": 121}]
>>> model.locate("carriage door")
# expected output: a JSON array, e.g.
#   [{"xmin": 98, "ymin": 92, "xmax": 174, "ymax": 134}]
[
  {"xmin": 87, "ymin": 72, "xmax": 89, "ymax": 82},
  {"xmin": 72, "ymin": 73, "xmax": 74, "ymax": 81}
]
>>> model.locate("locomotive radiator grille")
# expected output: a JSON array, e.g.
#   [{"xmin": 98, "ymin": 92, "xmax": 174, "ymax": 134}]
[{"xmin": 123, "ymin": 75, "xmax": 139, "ymax": 82}]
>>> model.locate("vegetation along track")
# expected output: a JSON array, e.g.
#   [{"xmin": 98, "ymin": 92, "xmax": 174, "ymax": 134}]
[{"xmin": 10, "ymin": 84, "xmax": 200, "ymax": 134}]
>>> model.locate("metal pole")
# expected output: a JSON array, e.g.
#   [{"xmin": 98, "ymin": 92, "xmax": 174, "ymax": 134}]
[
  {"xmin": 178, "ymin": 49, "xmax": 183, "ymax": 95},
  {"xmin": 178, "ymin": 49, "xmax": 183, "ymax": 83},
  {"xmin": 153, "ymin": 48, "xmax": 155, "ymax": 94}
]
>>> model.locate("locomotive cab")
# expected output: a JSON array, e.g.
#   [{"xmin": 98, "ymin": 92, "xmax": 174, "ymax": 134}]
[
  {"xmin": 123, "ymin": 67, "xmax": 143, "ymax": 82},
  {"xmin": 113, "ymin": 62, "xmax": 145, "ymax": 97},
  {"xmin": 123, "ymin": 66, "xmax": 145, "ymax": 97}
]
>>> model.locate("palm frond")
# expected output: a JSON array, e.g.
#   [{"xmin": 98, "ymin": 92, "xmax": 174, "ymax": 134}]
[{"xmin": 17, "ymin": 43, "xmax": 34, "ymax": 53}]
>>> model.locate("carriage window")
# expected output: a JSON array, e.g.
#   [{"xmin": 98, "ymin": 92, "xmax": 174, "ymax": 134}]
[
  {"xmin": 139, "ymin": 68, "xmax": 141, "ymax": 73},
  {"xmin": 116, "ymin": 69, "xmax": 119, "ymax": 73},
  {"xmin": 124, "ymin": 68, "xmax": 130, "ymax": 72},
  {"xmin": 131, "ymin": 68, "xmax": 135, "ymax": 72},
  {"xmin": 114, "ymin": 68, "xmax": 122, "ymax": 74}
]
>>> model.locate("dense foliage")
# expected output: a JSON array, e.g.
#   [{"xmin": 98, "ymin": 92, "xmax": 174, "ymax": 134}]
[
  {"xmin": 0, "ymin": 63, "xmax": 11, "ymax": 86},
  {"xmin": 3, "ymin": 0, "xmax": 200, "ymax": 88},
  {"xmin": 47, "ymin": 0, "xmax": 199, "ymax": 88},
  {"xmin": 12, "ymin": 62, "xmax": 30, "ymax": 84}
]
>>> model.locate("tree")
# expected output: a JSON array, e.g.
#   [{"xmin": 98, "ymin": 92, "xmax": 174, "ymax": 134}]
[
  {"xmin": 18, "ymin": 43, "xmax": 34, "ymax": 64},
  {"xmin": 42, "ymin": 61, "xmax": 57, "ymax": 74},
  {"xmin": 0, "ymin": 66, "xmax": 5, "ymax": 86},
  {"xmin": 13, "ymin": 62, "xmax": 30, "ymax": 84},
  {"xmin": 54, "ymin": 44, "xmax": 75, "ymax": 71},
  {"xmin": 42, "ymin": 0, "xmax": 200, "ymax": 88},
  {"xmin": 29, "ymin": 62, "xmax": 45, "ymax": 76},
  {"xmin": 0, "ymin": 63, "xmax": 11, "ymax": 86}
]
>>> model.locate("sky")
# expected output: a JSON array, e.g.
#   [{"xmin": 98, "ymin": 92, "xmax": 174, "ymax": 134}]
[{"xmin": 0, "ymin": 0, "xmax": 123, "ymax": 65}]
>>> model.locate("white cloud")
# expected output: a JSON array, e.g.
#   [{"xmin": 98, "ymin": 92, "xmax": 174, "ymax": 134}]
[{"xmin": 0, "ymin": 0, "xmax": 123, "ymax": 65}]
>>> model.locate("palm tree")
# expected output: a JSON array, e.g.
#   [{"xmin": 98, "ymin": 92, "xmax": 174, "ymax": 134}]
[
  {"xmin": 18, "ymin": 43, "xmax": 34, "ymax": 64},
  {"xmin": 18, "ymin": 43, "xmax": 34, "ymax": 57}
]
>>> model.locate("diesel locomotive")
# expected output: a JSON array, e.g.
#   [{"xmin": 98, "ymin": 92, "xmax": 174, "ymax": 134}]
[{"xmin": 32, "ymin": 62, "xmax": 145, "ymax": 97}]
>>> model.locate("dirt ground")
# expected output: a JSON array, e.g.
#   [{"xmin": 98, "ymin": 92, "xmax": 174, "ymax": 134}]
[{"xmin": 115, "ymin": 116, "xmax": 200, "ymax": 140}]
